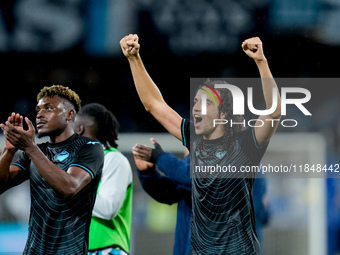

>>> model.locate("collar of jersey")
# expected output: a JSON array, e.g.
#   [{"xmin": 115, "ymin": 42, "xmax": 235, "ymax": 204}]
[{"xmin": 47, "ymin": 133, "xmax": 79, "ymax": 148}]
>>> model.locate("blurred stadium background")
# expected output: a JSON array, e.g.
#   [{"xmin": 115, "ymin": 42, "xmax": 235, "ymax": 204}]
[{"xmin": 0, "ymin": 0, "xmax": 340, "ymax": 254}]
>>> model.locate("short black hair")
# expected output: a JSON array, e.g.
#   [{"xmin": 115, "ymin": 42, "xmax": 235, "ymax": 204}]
[{"xmin": 78, "ymin": 103, "xmax": 119, "ymax": 149}]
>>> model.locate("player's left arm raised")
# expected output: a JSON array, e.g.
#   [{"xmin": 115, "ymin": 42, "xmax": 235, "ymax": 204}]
[{"xmin": 242, "ymin": 37, "xmax": 281, "ymax": 146}]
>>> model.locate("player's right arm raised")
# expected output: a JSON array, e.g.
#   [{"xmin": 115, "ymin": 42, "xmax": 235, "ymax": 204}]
[{"xmin": 120, "ymin": 34, "xmax": 183, "ymax": 141}]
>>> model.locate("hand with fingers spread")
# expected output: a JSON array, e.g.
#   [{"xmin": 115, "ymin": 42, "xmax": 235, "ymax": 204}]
[
  {"xmin": 0, "ymin": 113, "xmax": 35, "ymax": 151},
  {"xmin": 242, "ymin": 37, "xmax": 267, "ymax": 62},
  {"xmin": 120, "ymin": 34, "xmax": 140, "ymax": 58}
]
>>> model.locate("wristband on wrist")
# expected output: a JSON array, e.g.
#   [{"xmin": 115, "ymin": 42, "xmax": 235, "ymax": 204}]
[{"xmin": 150, "ymin": 143, "xmax": 164, "ymax": 163}]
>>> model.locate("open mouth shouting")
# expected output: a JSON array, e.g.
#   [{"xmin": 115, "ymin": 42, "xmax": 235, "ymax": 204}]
[{"xmin": 194, "ymin": 114, "xmax": 203, "ymax": 127}]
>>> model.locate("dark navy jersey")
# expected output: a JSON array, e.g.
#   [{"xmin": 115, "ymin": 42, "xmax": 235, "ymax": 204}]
[
  {"xmin": 181, "ymin": 119, "xmax": 268, "ymax": 255},
  {"xmin": 13, "ymin": 134, "xmax": 104, "ymax": 255}
]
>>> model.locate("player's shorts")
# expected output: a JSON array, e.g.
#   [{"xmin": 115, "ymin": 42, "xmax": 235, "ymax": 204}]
[{"xmin": 88, "ymin": 247, "xmax": 128, "ymax": 255}]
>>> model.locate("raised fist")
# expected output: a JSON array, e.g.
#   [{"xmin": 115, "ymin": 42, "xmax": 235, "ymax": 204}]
[
  {"xmin": 120, "ymin": 34, "xmax": 140, "ymax": 58},
  {"xmin": 242, "ymin": 37, "xmax": 266, "ymax": 62}
]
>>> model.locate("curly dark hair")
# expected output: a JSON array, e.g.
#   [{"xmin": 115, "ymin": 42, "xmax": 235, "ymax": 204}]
[
  {"xmin": 78, "ymin": 103, "xmax": 119, "ymax": 149},
  {"xmin": 37, "ymin": 85, "xmax": 81, "ymax": 113},
  {"xmin": 197, "ymin": 79, "xmax": 245, "ymax": 149}
]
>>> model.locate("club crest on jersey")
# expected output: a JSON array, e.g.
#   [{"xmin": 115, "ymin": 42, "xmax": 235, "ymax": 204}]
[
  {"xmin": 215, "ymin": 151, "xmax": 227, "ymax": 159},
  {"xmin": 56, "ymin": 151, "xmax": 70, "ymax": 162}
]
